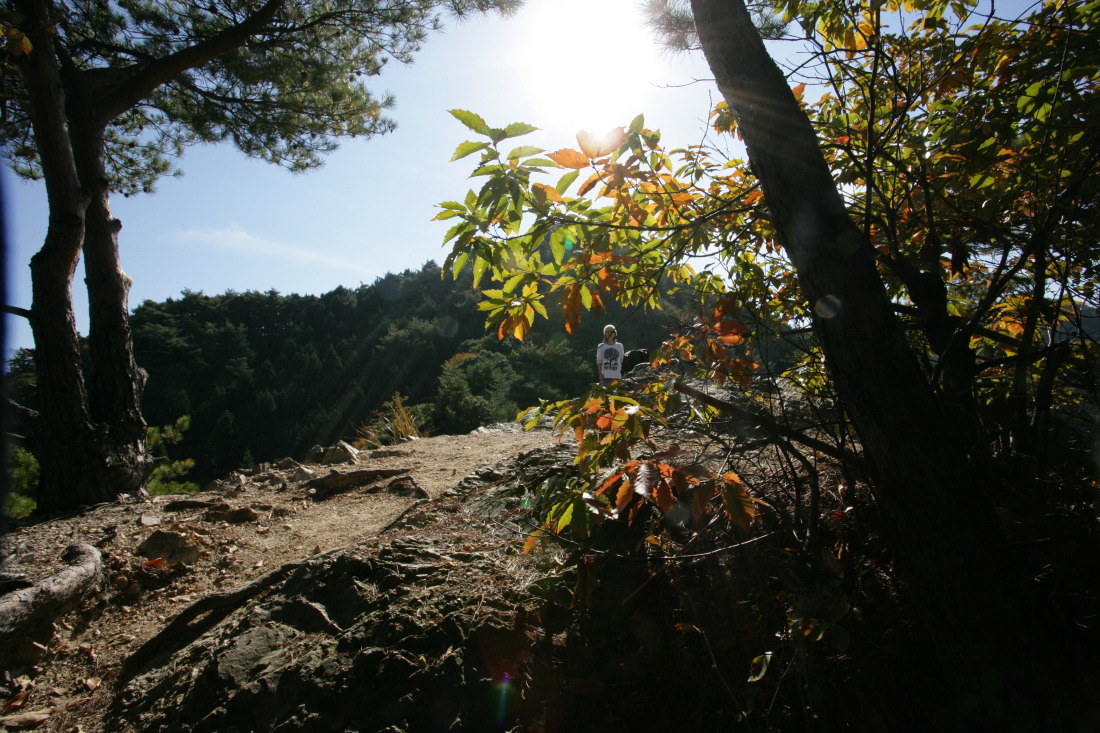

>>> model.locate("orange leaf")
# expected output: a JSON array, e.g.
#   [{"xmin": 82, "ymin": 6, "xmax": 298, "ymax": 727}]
[
  {"xmin": 532, "ymin": 182, "xmax": 564, "ymax": 204},
  {"xmin": 791, "ymin": 83, "xmax": 806, "ymax": 101},
  {"xmin": 523, "ymin": 528, "xmax": 544, "ymax": 554},
  {"xmin": 577, "ymin": 171, "xmax": 602, "ymax": 197},
  {"xmin": 615, "ymin": 480, "xmax": 634, "ymax": 515},
  {"xmin": 719, "ymin": 472, "xmax": 756, "ymax": 531},
  {"xmin": 562, "ymin": 286, "xmax": 582, "ymax": 334},
  {"xmin": 652, "ymin": 479, "xmax": 674, "ymax": 515},
  {"xmin": 715, "ymin": 320, "xmax": 748, "ymax": 346},
  {"xmin": 547, "ymin": 148, "xmax": 589, "ymax": 169}
]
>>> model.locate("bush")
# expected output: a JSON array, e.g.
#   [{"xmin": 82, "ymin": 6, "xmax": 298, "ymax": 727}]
[
  {"xmin": 2, "ymin": 443, "xmax": 39, "ymax": 518},
  {"xmin": 355, "ymin": 393, "xmax": 432, "ymax": 448}
]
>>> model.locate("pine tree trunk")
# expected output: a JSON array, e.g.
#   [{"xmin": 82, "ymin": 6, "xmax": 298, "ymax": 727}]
[
  {"xmin": 73, "ymin": 107, "xmax": 154, "ymax": 497},
  {"xmin": 689, "ymin": 0, "xmax": 1051, "ymax": 713},
  {"xmin": 16, "ymin": 0, "xmax": 151, "ymax": 511}
]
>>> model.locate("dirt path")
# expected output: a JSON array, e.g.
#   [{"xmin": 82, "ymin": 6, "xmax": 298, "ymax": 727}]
[{"xmin": 0, "ymin": 427, "xmax": 559, "ymax": 732}]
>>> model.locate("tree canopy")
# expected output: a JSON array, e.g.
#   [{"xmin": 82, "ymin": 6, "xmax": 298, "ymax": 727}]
[{"xmin": 440, "ymin": 0, "xmax": 1098, "ymax": 723}]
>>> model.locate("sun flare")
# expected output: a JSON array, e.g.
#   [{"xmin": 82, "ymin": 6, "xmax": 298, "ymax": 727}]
[{"xmin": 511, "ymin": 0, "xmax": 672, "ymax": 137}]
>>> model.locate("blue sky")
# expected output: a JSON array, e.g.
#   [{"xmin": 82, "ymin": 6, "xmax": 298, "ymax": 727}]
[{"xmin": 2, "ymin": 0, "xmax": 722, "ymax": 357}]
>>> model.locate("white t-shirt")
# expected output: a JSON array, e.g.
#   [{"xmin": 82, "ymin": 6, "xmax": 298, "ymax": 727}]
[{"xmin": 596, "ymin": 342, "xmax": 625, "ymax": 380}]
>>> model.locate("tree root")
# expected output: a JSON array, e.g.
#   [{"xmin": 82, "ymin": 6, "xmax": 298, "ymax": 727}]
[{"xmin": 0, "ymin": 544, "xmax": 102, "ymax": 662}]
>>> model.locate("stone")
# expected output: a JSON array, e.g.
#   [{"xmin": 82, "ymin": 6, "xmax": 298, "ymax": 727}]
[{"xmin": 136, "ymin": 531, "xmax": 201, "ymax": 566}]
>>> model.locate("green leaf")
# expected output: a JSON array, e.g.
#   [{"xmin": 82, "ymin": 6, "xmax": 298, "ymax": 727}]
[
  {"xmin": 503, "ymin": 121, "xmax": 539, "ymax": 139},
  {"xmin": 450, "ymin": 251, "xmax": 469, "ymax": 278},
  {"xmin": 472, "ymin": 257, "xmax": 489, "ymax": 289},
  {"xmin": 551, "ymin": 237, "xmax": 565, "ymax": 264},
  {"xmin": 450, "ymin": 140, "xmax": 490, "ymax": 161},
  {"xmin": 629, "ymin": 114, "xmax": 645, "ymax": 133},
  {"xmin": 507, "ymin": 145, "xmax": 544, "ymax": 160},
  {"xmin": 449, "ymin": 109, "xmax": 489, "ymax": 135},
  {"xmin": 503, "ymin": 273, "xmax": 525, "ymax": 294},
  {"xmin": 556, "ymin": 169, "xmax": 580, "ymax": 194}
]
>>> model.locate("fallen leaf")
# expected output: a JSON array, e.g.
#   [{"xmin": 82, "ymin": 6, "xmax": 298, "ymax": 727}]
[
  {"xmin": 2, "ymin": 690, "xmax": 30, "ymax": 712},
  {"xmin": 83, "ymin": 677, "xmax": 101, "ymax": 692}
]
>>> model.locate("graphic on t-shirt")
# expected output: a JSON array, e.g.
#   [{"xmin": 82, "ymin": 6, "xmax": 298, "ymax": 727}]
[{"xmin": 598, "ymin": 343, "xmax": 623, "ymax": 379}]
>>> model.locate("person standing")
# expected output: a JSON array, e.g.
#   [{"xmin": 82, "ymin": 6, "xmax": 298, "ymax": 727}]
[{"xmin": 596, "ymin": 324, "xmax": 625, "ymax": 385}]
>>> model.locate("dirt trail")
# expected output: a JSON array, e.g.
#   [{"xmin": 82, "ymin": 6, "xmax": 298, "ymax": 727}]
[{"xmin": 0, "ymin": 427, "xmax": 558, "ymax": 732}]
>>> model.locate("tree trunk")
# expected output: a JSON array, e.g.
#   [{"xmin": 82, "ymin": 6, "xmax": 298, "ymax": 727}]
[
  {"xmin": 15, "ymin": 0, "xmax": 151, "ymax": 510},
  {"xmin": 71, "ymin": 94, "xmax": 154, "ymax": 497},
  {"xmin": 689, "ymin": 0, "xmax": 1052, "ymax": 714},
  {"xmin": 17, "ymin": 0, "xmax": 103, "ymax": 512}
]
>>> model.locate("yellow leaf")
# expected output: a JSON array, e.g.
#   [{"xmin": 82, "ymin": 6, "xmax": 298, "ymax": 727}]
[
  {"xmin": 547, "ymin": 148, "xmax": 589, "ymax": 169},
  {"xmin": 577, "ymin": 130, "xmax": 602, "ymax": 159},
  {"xmin": 577, "ymin": 127, "xmax": 628, "ymax": 158}
]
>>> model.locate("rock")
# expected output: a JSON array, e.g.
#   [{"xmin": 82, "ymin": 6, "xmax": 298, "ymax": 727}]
[
  {"xmin": 290, "ymin": 466, "xmax": 316, "ymax": 483},
  {"xmin": 275, "ymin": 457, "xmax": 299, "ymax": 470},
  {"xmin": 138, "ymin": 514, "xmax": 161, "ymax": 527},
  {"xmin": 110, "ymin": 539, "xmax": 548, "ymax": 733},
  {"xmin": 304, "ymin": 467, "xmax": 411, "ymax": 500},
  {"xmin": 136, "ymin": 531, "xmax": 201, "ymax": 566},
  {"xmin": 385, "ymin": 476, "xmax": 429, "ymax": 500},
  {"xmin": 320, "ymin": 441, "xmax": 360, "ymax": 465}
]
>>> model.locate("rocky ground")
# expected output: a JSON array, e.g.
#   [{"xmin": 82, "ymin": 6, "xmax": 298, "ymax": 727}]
[{"xmin": 0, "ymin": 425, "xmax": 561, "ymax": 732}]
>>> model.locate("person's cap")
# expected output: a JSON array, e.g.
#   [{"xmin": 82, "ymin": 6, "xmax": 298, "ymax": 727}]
[{"xmin": 603, "ymin": 324, "xmax": 616, "ymax": 337}]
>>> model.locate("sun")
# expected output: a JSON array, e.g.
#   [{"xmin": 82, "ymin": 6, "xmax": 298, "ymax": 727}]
[{"xmin": 509, "ymin": 0, "xmax": 672, "ymax": 137}]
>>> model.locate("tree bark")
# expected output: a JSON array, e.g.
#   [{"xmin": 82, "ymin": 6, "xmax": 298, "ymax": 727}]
[
  {"xmin": 15, "ymin": 0, "xmax": 111, "ymax": 511},
  {"xmin": 689, "ymin": 0, "xmax": 1051, "ymax": 713},
  {"xmin": 69, "ymin": 80, "xmax": 155, "ymax": 497}
]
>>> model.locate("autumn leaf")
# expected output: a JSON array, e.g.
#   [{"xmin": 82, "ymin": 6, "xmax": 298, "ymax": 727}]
[
  {"xmin": 577, "ymin": 127, "xmax": 628, "ymax": 158},
  {"xmin": 652, "ymin": 479, "xmax": 674, "ymax": 515},
  {"xmin": 532, "ymin": 182, "xmax": 564, "ymax": 204},
  {"xmin": 714, "ymin": 319, "xmax": 748, "ymax": 345},
  {"xmin": 523, "ymin": 528, "xmax": 545, "ymax": 554},
  {"xmin": 615, "ymin": 479, "xmax": 634, "ymax": 515},
  {"xmin": 719, "ymin": 472, "xmax": 756, "ymax": 530},
  {"xmin": 547, "ymin": 148, "xmax": 589, "ymax": 169},
  {"xmin": 577, "ymin": 171, "xmax": 602, "ymax": 197}
]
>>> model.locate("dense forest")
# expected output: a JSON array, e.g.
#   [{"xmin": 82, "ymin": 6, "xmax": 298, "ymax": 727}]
[{"xmin": 5, "ymin": 260, "xmax": 699, "ymax": 489}]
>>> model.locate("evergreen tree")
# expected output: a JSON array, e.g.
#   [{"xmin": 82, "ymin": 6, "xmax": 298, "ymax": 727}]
[{"xmin": 0, "ymin": 0, "xmax": 518, "ymax": 512}]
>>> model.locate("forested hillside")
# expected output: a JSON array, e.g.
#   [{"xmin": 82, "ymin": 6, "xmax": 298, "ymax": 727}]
[{"xmin": 6, "ymin": 260, "xmax": 693, "ymax": 488}]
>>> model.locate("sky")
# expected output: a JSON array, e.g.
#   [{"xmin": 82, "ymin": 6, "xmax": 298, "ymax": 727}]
[{"xmin": 1, "ymin": 0, "xmax": 726, "ymax": 358}]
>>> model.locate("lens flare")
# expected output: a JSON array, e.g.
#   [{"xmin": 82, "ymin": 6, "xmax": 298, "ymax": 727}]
[{"xmin": 814, "ymin": 294, "xmax": 842, "ymax": 319}]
